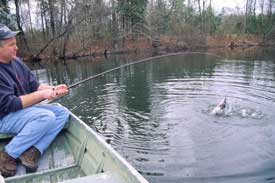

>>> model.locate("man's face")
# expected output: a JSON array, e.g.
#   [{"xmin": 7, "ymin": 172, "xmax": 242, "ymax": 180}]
[{"xmin": 0, "ymin": 37, "xmax": 18, "ymax": 63}]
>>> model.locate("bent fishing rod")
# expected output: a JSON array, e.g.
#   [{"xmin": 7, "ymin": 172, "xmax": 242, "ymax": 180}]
[
  {"xmin": 68, "ymin": 51, "xmax": 224, "ymax": 89},
  {"xmin": 49, "ymin": 51, "xmax": 225, "ymax": 103}
]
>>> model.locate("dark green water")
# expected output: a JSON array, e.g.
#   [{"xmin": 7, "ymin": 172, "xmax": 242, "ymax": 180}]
[{"xmin": 31, "ymin": 50, "xmax": 275, "ymax": 183}]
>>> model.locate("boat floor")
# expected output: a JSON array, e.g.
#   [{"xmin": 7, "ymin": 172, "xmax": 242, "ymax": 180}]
[{"xmin": 0, "ymin": 131, "xmax": 86, "ymax": 183}]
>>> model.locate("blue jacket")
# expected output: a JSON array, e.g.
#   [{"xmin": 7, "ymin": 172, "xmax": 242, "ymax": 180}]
[{"xmin": 0, "ymin": 58, "xmax": 39, "ymax": 118}]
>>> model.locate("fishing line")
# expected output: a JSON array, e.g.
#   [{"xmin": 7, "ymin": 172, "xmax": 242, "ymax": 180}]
[{"xmin": 50, "ymin": 51, "xmax": 225, "ymax": 103}]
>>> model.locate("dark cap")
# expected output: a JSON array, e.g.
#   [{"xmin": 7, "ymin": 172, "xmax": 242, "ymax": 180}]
[{"xmin": 0, "ymin": 24, "xmax": 20, "ymax": 40}]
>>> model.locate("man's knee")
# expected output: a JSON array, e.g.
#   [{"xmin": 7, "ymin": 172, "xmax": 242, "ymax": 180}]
[
  {"xmin": 57, "ymin": 106, "xmax": 70, "ymax": 123},
  {"xmin": 60, "ymin": 106, "xmax": 70, "ymax": 116},
  {"xmin": 40, "ymin": 111, "xmax": 56, "ymax": 121},
  {"xmin": 33, "ymin": 110, "xmax": 56, "ymax": 129}
]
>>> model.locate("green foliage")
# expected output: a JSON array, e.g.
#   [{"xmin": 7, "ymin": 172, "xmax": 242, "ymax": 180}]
[
  {"xmin": 219, "ymin": 15, "xmax": 243, "ymax": 34},
  {"xmin": 0, "ymin": 7, "xmax": 17, "ymax": 30},
  {"xmin": 204, "ymin": 7, "xmax": 221, "ymax": 34},
  {"xmin": 117, "ymin": 0, "xmax": 148, "ymax": 27},
  {"xmin": 0, "ymin": 0, "xmax": 10, "ymax": 13},
  {"xmin": 154, "ymin": 0, "xmax": 169, "ymax": 33}
]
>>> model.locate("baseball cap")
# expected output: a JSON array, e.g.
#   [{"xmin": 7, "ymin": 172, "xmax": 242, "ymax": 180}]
[{"xmin": 0, "ymin": 24, "xmax": 20, "ymax": 40}]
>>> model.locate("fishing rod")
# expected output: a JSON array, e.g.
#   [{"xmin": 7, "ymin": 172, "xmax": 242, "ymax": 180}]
[
  {"xmin": 67, "ymin": 51, "xmax": 224, "ymax": 89},
  {"xmin": 49, "ymin": 51, "xmax": 224, "ymax": 102}
]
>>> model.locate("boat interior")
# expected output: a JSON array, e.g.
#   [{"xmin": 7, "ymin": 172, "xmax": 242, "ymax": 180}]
[{"xmin": 0, "ymin": 113, "xmax": 135, "ymax": 183}]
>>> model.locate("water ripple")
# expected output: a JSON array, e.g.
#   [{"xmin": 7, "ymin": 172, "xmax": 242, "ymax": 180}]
[{"xmin": 60, "ymin": 53, "xmax": 275, "ymax": 183}]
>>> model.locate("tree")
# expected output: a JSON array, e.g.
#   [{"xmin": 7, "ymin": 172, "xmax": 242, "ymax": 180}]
[
  {"xmin": 0, "ymin": 7, "xmax": 17, "ymax": 29},
  {"xmin": 117, "ymin": 0, "xmax": 148, "ymax": 35},
  {"xmin": 14, "ymin": 0, "xmax": 30, "ymax": 53},
  {"xmin": 1, "ymin": 0, "xmax": 10, "ymax": 13},
  {"xmin": 48, "ymin": 0, "xmax": 56, "ymax": 37}
]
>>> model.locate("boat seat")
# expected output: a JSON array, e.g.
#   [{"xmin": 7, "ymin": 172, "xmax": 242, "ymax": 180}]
[{"xmin": 59, "ymin": 171, "xmax": 125, "ymax": 183}]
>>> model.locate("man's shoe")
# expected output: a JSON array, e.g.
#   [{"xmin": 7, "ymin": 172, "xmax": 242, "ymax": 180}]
[
  {"xmin": 19, "ymin": 147, "xmax": 41, "ymax": 173},
  {"xmin": 0, "ymin": 150, "xmax": 17, "ymax": 177}
]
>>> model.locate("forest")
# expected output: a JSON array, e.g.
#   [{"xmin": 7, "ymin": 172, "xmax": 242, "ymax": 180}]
[{"xmin": 1, "ymin": 0, "xmax": 275, "ymax": 61}]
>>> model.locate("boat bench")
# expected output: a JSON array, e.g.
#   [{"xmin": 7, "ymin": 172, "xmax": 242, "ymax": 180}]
[{"xmin": 60, "ymin": 171, "xmax": 125, "ymax": 183}]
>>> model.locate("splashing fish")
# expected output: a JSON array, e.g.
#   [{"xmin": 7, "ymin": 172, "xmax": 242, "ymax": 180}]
[
  {"xmin": 211, "ymin": 98, "xmax": 227, "ymax": 115},
  {"xmin": 0, "ymin": 174, "xmax": 4, "ymax": 183}
]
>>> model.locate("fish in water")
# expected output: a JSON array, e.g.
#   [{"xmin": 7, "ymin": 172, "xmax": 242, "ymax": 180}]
[
  {"xmin": 0, "ymin": 175, "xmax": 4, "ymax": 183},
  {"xmin": 211, "ymin": 98, "xmax": 227, "ymax": 115}
]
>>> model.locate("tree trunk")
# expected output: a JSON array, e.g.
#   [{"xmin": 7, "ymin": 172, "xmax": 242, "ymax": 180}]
[
  {"xmin": 14, "ymin": 0, "xmax": 31, "ymax": 54},
  {"xmin": 62, "ymin": 19, "xmax": 73, "ymax": 62},
  {"xmin": 111, "ymin": 0, "xmax": 118, "ymax": 49},
  {"xmin": 268, "ymin": 0, "xmax": 273, "ymax": 17},
  {"xmin": 48, "ymin": 0, "xmax": 57, "ymax": 56},
  {"xmin": 48, "ymin": 0, "xmax": 56, "ymax": 37},
  {"xmin": 243, "ymin": 0, "xmax": 249, "ymax": 34},
  {"xmin": 27, "ymin": 0, "xmax": 34, "ymax": 39},
  {"xmin": 197, "ymin": 0, "xmax": 202, "ymax": 33},
  {"xmin": 40, "ymin": 5, "xmax": 46, "ymax": 40},
  {"xmin": 197, "ymin": 0, "xmax": 202, "ymax": 17},
  {"xmin": 60, "ymin": 0, "xmax": 66, "ymax": 32},
  {"xmin": 253, "ymin": 0, "xmax": 257, "ymax": 15},
  {"xmin": 202, "ymin": 0, "xmax": 206, "ymax": 33},
  {"xmin": 260, "ymin": 0, "xmax": 265, "ymax": 15},
  {"xmin": 267, "ymin": 0, "xmax": 273, "ymax": 37},
  {"xmin": 62, "ymin": 18, "xmax": 72, "ymax": 58},
  {"xmin": 42, "ymin": 0, "xmax": 50, "ymax": 37},
  {"xmin": 186, "ymin": 0, "xmax": 191, "ymax": 22}
]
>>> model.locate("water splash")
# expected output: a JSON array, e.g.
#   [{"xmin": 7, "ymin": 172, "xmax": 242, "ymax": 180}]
[{"xmin": 206, "ymin": 101, "xmax": 265, "ymax": 120}]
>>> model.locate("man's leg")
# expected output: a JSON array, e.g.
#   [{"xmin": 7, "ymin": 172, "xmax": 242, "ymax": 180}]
[
  {"xmin": 0, "ymin": 104, "xmax": 69, "ymax": 173},
  {"xmin": 0, "ymin": 106, "xmax": 56, "ymax": 176},
  {"xmin": 19, "ymin": 104, "xmax": 69, "ymax": 172},
  {"xmin": 0, "ymin": 107, "xmax": 57, "ymax": 158},
  {"xmin": 30, "ymin": 104, "xmax": 70, "ymax": 154}
]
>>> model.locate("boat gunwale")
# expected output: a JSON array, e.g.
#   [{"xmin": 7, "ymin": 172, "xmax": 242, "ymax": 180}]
[{"xmin": 67, "ymin": 107, "xmax": 149, "ymax": 183}]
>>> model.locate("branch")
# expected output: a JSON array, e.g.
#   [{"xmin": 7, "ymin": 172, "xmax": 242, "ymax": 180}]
[{"xmin": 34, "ymin": 10, "xmax": 111, "ymax": 59}]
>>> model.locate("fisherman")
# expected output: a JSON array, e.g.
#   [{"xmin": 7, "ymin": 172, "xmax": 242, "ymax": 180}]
[{"xmin": 0, "ymin": 24, "xmax": 70, "ymax": 177}]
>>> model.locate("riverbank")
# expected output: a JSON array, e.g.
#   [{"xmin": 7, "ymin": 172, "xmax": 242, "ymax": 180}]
[{"xmin": 23, "ymin": 34, "xmax": 274, "ymax": 62}]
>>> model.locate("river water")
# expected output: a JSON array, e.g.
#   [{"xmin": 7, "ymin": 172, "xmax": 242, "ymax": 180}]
[{"xmin": 31, "ymin": 49, "xmax": 275, "ymax": 183}]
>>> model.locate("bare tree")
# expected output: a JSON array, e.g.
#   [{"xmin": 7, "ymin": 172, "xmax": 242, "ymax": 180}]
[
  {"xmin": 14, "ymin": 0, "xmax": 30, "ymax": 53},
  {"xmin": 111, "ymin": 0, "xmax": 118, "ymax": 49},
  {"xmin": 197, "ymin": 0, "xmax": 202, "ymax": 17},
  {"xmin": 48, "ymin": 0, "xmax": 56, "ymax": 37}
]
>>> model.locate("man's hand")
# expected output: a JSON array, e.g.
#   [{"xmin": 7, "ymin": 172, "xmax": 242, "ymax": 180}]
[
  {"xmin": 38, "ymin": 83, "xmax": 69, "ymax": 97},
  {"xmin": 40, "ymin": 89, "xmax": 57, "ymax": 100},
  {"xmin": 20, "ymin": 83, "xmax": 69, "ymax": 108},
  {"xmin": 55, "ymin": 84, "xmax": 69, "ymax": 97}
]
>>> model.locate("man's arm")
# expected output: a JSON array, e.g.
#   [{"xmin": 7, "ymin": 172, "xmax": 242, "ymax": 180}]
[
  {"xmin": 37, "ymin": 83, "xmax": 54, "ymax": 91},
  {"xmin": 20, "ymin": 83, "xmax": 69, "ymax": 108},
  {"xmin": 38, "ymin": 83, "xmax": 68, "ymax": 95},
  {"xmin": 19, "ymin": 89, "xmax": 56, "ymax": 108}
]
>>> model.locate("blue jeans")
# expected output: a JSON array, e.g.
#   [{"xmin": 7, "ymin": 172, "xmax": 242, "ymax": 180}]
[{"xmin": 0, "ymin": 104, "xmax": 70, "ymax": 159}]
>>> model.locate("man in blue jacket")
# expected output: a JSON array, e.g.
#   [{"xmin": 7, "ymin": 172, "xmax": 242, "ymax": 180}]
[{"xmin": 0, "ymin": 24, "xmax": 70, "ymax": 177}]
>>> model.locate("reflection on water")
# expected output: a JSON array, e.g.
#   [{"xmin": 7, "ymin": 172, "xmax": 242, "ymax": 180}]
[{"xmin": 31, "ymin": 49, "xmax": 275, "ymax": 183}]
